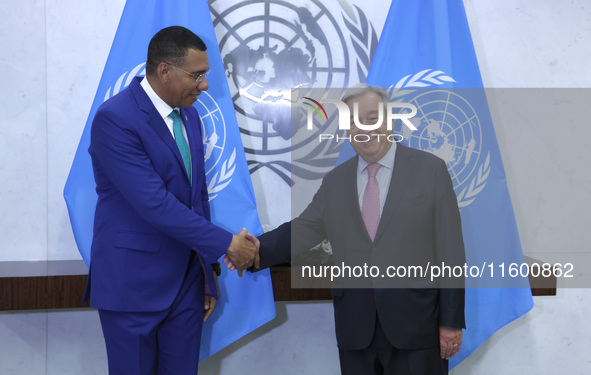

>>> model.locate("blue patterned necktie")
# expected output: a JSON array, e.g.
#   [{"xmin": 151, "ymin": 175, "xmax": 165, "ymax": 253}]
[{"xmin": 169, "ymin": 110, "xmax": 191, "ymax": 182}]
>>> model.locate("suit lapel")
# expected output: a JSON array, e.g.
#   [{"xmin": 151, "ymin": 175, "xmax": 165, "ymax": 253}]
[
  {"xmin": 340, "ymin": 156, "xmax": 374, "ymax": 242},
  {"xmin": 374, "ymin": 145, "xmax": 411, "ymax": 243},
  {"xmin": 181, "ymin": 107, "xmax": 202, "ymax": 198},
  {"xmin": 130, "ymin": 77, "xmax": 191, "ymax": 184}
]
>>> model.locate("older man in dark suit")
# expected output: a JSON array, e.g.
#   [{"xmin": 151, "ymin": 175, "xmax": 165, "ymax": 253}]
[{"xmin": 234, "ymin": 84, "xmax": 466, "ymax": 374}]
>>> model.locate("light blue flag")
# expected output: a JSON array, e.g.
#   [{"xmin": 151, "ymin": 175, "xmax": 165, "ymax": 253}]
[
  {"xmin": 337, "ymin": 0, "xmax": 534, "ymax": 368},
  {"xmin": 63, "ymin": 0, "xmax": 275, "ymax": 360}
]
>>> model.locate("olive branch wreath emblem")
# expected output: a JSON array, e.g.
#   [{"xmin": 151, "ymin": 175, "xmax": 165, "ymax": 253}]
[
  {"xmin": 207, "ymin": 148, "xmax": 236, "ymax": 200},
  {"xmin": 389, "ymin": 69, "xmax": 491, "ymax": 208}
]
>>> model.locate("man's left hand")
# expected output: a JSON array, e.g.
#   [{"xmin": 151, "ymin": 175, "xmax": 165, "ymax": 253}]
[
  {"xmin": 439, "ymin": 326, "xmax": 462, "ymax": 359},
  {"xmin": 204, "ymin": 273, "xmax": 220, "ymax": 322},
  {"xmin": 203, "ymin": 296, "xmax": 217, "ymax": 322}
]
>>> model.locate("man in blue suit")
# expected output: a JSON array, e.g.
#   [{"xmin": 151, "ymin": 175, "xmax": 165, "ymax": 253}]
[{"xmin": 85, "ymin": 26, "xmax": 257, "ymax": 374}]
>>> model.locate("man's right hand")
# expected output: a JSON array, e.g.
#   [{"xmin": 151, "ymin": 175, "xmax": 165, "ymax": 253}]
[{"xmin": 225, "ymin": 228, "xmax": 257, "ymax": 277}]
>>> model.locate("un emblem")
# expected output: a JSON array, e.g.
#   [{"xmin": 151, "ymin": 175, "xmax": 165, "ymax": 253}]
[
  {"xmin": 193, "ymin": 91, "xmax": 236, "ymax": 200},
  {"xmin": 211, "ymin": 0, "xmax": 378, "ymax": 183},
  {"xmin": 106, "ymin": 63, "xmax": 234, "ymax": 200},
  {"xmin": 390, "ymin": 70, "xmax": 491, "ymax": 208}
]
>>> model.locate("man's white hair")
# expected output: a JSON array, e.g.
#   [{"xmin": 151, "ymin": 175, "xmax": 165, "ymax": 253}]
[{"xmin": 341, "ymin": 83, "xmax": 390, "ymax": 105}]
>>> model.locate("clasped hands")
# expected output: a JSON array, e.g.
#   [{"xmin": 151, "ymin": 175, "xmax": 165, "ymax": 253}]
[{"xmin": 223, "ymin": 228, "xmax": 260, "ymax": 277}]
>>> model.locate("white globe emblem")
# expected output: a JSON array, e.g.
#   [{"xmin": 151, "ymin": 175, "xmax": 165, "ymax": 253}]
[
  {"xmin": 106, "ymin": 63, "xmax": 235, "ymax": 200},
  {"xmin": 194, "ymin": 91, "xmax": 236, "ymax": 200},
  {"xmin": 393, "ymin": 84, "xmax": 490, "ymax": 208},
  {"xmin": 403, "ymin": 90, "xmax": 482, "ymax": 185}
]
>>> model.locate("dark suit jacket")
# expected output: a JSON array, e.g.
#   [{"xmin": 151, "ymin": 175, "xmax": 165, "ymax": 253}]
[
  {"xmin": 84, "ymin": 76, "xmax": 233, "ymax": 312},
  {"xmin": 257, "ymin": 144, "xmax": 466, "ymax": 351}
]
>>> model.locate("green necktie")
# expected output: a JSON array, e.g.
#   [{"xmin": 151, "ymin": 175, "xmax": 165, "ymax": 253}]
[{"xmin": 169, "ymin": 110, "xmax": 191, "ymax": 182}]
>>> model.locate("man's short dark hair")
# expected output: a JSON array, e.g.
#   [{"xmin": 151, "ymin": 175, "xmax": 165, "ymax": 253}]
[{"xmin": 146, "ymin": 26, "xmax": 207, "ymax": 75}]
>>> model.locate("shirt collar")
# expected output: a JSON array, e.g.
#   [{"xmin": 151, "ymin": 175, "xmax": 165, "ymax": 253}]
[
  {"xmin": 140, "ymin": 76, "xmax": 178, "ymax": 121},
  {"xmin": 357, "ymin": 141, "xmax": 397, "ymax": 175}
]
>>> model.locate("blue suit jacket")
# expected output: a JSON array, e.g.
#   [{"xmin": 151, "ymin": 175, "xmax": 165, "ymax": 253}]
[{"xmin": 85, "ymin": 76, "xmax": 233, "ymax": 312}]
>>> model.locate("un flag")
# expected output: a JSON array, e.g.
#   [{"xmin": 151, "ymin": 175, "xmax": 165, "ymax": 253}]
[{"xmin": 337, "ymin": 0, "xmax": 534, "ymax": 368}]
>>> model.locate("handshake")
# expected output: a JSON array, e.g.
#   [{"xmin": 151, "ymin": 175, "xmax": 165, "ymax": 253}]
[{"xmin": 223, "ymin": 228, "xmax": 260, "ymax": 277}]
